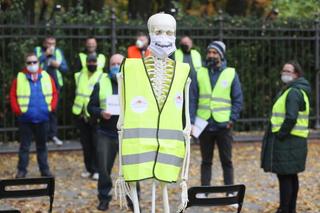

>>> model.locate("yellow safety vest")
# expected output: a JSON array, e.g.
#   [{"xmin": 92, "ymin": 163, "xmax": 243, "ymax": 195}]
[
  {"xmin": 196, "ymin": 67, "xmax": 235, "ymax": 123},
  {"xmin": 16, "ymin": 71, "xmax": 53, "ymax": 113},
  {"xmin": 99, "ymin": 76, "xmax": 113, "ymax": 111},
  {"xmin": 79, "ymin": 53, "xmax": 106, "ymax": 71},
  {"xmin": 271, "ymin": 88, "xmax": 310, "ymax": 138},
  {"xmin": 35, "ymin": 46, "xmax": 64, "ymax": 87},
  {"xmin": 72, "ymin": 69, "xmax": 107, "ymax": 117},
  {"xmin": 121, "ymin": 58, "xmax": 190, "ymax": 182},
  {"xmin": 174, "ymin": 49, "xmax": 202, "ymax": 72}
]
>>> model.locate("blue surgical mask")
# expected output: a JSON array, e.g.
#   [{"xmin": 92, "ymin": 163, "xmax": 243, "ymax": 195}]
[{"xmin": 109, "ymin": 65, "xmax": 120, "ymax": 79}]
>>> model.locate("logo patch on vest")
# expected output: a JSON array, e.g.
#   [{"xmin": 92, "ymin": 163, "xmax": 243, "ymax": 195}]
[
  {"xmin": 175, "ymin": 92, "xmax": 183, "ymax": 108},
  {"xmin": 131, "ymin": 96, "xmax": 148, "ymax": 113},
  {"xmin": 221, "ymin": 80, "xmax": 229, "ymax": 88}
]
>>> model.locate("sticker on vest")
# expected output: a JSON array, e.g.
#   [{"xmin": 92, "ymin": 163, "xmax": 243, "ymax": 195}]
[
  {"xmin": 175, "ymin": 92, "xmax": 183, "ymax": 108},
  {"xmin": 131, "ymin": 96, "xmax": 148, "ymax": 113},
  {"xmin": 221, "ymin": 80, "xmax": 229, "ymax": 88}
]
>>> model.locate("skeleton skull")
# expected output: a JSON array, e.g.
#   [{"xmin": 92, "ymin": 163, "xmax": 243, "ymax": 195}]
[{"xmin": 147, "ymin": 13, "xmax": 177, "ymax": 58}]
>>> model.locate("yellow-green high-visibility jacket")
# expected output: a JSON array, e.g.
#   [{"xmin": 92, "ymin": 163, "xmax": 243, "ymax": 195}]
[
  {"xmin": 121, "ymin": 58, "xmax": 190, "ymax": 182},
  {"xmin": 98, "ymin": 76, "xmax": 113, "ymax": 111},
  {"xmin": 79, "ymin": 53, "xmax": 106, "ymax": 71},
  {"xmin": 196, "ymin": 67, "xmax": 235, "ymax": 123},
  {"xmin": 271, "ymin": 88, "xmax": 310, "ymax": 138},
  {"xmin": 35, "ymin": 46, "xmax": 64, "ymax": 87},
  {"xmin": 17, "ymin": 71, "xmax": 53, "ymax": 113},
  {"xmin": 72, "ymin": 69, "xmax": 107, "ymax": 117},
  {"xmin": 174, "ymin": 49, "xmax": 202, "ymax": 72}
]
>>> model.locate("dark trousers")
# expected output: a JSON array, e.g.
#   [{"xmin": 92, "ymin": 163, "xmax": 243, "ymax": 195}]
[
  {"xmin": 78, "ymin": 118, "xmax": 98, "ymax": 174},
  {"xmin": 48, "ymin": 111, "xmax": 58, "ymax": 139},
  {"xmin": 277, "ymin": 174, "xmax": 299, "ymax": 213},
  {"xmin": 17, "ymin": 121, "xmax": 50, "ymax": 174},
  {"xmin": 97, "ymin": 132, "xmax": 118, "ymax": 202},
  {"xmin": 199, "ymin": 129, "xmax": 234, "ymax": 186}
]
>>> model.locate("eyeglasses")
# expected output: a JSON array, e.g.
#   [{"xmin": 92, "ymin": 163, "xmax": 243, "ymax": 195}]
[{"xmin": 26, "ymin": 61, "xmax": 38, "ymax": 65}]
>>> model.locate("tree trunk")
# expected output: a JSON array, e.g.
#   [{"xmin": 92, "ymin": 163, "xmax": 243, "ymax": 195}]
[{"xmin": 24, "ymin": 0, "xmax": 35, "ymax": 24}]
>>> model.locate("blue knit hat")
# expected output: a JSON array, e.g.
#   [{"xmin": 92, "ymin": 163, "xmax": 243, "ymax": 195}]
[{"xmin": 207, "ymin": 41, "xmax": 226, "ymax": 59}]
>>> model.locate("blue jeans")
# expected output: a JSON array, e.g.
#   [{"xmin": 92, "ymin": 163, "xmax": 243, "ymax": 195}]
[{"xmin": 17, "ymin": 121, "xmax": 50, "ymax": 174}]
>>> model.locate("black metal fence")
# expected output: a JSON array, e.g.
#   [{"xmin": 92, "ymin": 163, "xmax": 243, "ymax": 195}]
[{"xmin": 1, "ymin": 14, "xmax": 320, "ymax": 142}]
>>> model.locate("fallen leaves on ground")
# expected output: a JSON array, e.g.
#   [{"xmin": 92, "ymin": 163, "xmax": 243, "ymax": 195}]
[{"xmin": 0, "ymin": 142, "xmax": 320, "ymax": 212}]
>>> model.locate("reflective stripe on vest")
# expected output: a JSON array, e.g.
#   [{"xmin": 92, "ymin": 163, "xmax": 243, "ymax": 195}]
[
  {"xmin": 72, "ymin": 70, "xmax": 106, "ymax": 117},
  {"xmin": 174, "ymin": 49, "xmax": 202, "ymax": 71},
  {"xmin": 79, "ymin": 53, "xmax": 106, "ymax": 71},
  {"xmin": 271, "ymin": 88, "xmax": 310, "ymax": 138},
  {"xmin": 122, "ymin": 58, "xmax": 190, "ymax": 182},
  {"xmin": 17, "ymin": 71, "xmax": 53, "ymax": 113},
  {"xmin": 35, "ymin": 46, "xmax": 64, "ymax": 87},
  {"xmin": 196, "ymin": 67, "xmax": 235, "ymax": 123}
]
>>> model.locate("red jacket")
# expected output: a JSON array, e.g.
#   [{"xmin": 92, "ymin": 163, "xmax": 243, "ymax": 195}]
[
  {"xmin": 10, "ymin": 68, "xmax": 58, "ymax": 116},
  {"xmin": 127, "ymin": 45, "xmax": 151, "ymax": 58}
]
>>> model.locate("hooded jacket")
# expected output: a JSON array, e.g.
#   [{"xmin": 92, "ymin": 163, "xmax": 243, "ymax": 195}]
[{"xmin": 261, "ymin": 77, "xmax": 311, "ymax": 174}]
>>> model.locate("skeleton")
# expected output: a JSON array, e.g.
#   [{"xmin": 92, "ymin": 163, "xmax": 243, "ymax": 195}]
[{"xmin": 115, "ymin": 13, "xmax": 191, "ymax": 213}]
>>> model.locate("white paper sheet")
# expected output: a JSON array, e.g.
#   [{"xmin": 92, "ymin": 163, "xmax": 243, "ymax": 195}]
[
  {"xmin": 106, "ymin": 95, "xmax": 120, "ymax": 115},
  {"xmin": 192, "ymin": 116, "xmax": 208, "ymax": 138}
]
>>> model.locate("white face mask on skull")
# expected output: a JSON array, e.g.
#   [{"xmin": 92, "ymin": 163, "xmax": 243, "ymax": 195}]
[
  {"xmin": 147, "ymin": 13, "xmax": 177, "ymax": 59},
  {"xmin": 149, "ymin": 34, "xmax": 176, "ymax": 59}
]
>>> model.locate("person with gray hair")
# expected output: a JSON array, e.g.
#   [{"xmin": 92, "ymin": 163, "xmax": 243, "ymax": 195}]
[
  {"xmin": 87, "ymin": 53, "xmax": 124, "ymax": 211},
  {"xmin": 190, "ymin": 41, "xmax": 243, "ymax": 198}
]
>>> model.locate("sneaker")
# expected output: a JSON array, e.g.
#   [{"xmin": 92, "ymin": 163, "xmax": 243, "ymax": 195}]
[
  {"xmin": 97, "ymin": 200, "xmax": 109, "ymax": 211},
  {"xmin": 227, "ymin": 193, "xmax": 239, "ymax": 208},
  {"xmin": 196, "ymin": 193, "xmax": 207, "ymax": 198},
  {"xmin": 92, "ymin": 173, "xmax": 99, "ymax": 180},
  {"xmin": 81, "ymin": 171, "xmax": 91, "ymax": 178},
  {"xmin": 15, "ymin": 170, "xmax": 27, "ymax": 178},
  {"xmin": 52, "ymin": 136, "xmax": 63, "ymax": 146}
]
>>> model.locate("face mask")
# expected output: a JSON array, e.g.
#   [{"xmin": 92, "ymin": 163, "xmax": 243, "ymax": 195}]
[
  {"xmin": 180, "ymin": 44, "xmax": 190, "ymax": 53},
  {"xmin": 136, "ymin": 39, "xmax": 144, "ymax": 49},
  {"xmin": 149, "ymin": 35, "xmax": 176, "ymax": 59},
  {"xmin": 27, "ymin": 64, "xmax": 39, "ymax": 73},
  {"xmin": 206, "ymin": 57, "xmax": 219, "ymax": 69},
  {"xmin": 109, "ymin": 65, "xmax": 120, "ymax": 80},
  {"xmin": 87, "ymin": 64, "xmax": 97, "ymax": 72},
  {"xmin": 281, "ymin": 74, "xmax": 294, "ymax": 83}
]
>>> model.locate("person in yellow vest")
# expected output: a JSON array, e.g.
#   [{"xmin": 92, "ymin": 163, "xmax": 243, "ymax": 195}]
[
  {"xmin": 115, "ymin": 13, "xmax": 192, "ymax": 213},
  {"xmin": 73, "ymin": 53, "xmax": 107, "ymax": 180},
  {"xmin": 34, "ymin": 36, "xmax": 68, "ymax": 146},
  {"xmin": 173, "ymin": 35, "xmax": 202, "ymax": 76},
  {"xmin": 10, "ymin": 53, "xmax": 58, "ymax": 178},
  {"xmin": 190, "ymin": 41, "xmax": 243, "ymax": 196},
  {"xmin": 261, "ymin": 61, "xmax": 311, "ymax": 213},
  {"xmin": 74, "ymin": 36, "xmax": 107, "ymax": 73},
  {"xmin": 88, "ymin": 53, "xmax": 134, "ymax": 211}
]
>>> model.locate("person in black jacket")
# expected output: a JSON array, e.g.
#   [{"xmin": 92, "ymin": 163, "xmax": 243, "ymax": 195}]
[
  {"xmin": 261, "ymin": 61, "xmax": 311, "ymax": 213},
  {"xmin": 88, "ymin": 53, "xmax": 123, "ymax": 211}
]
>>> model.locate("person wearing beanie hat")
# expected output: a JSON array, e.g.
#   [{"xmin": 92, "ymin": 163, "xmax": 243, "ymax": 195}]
[{"xmin": 189, "ymin": 40, "xmax": 243, "ymax": 200}]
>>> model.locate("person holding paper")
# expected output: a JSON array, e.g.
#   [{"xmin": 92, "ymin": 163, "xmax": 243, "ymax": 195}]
[
  {"xmin": 189, "ymin": 41, "xmax": 243, "ymax": 193},
  {"xmin": 87, "ymin": 53, "xmax": 123, "ymax": 211}
]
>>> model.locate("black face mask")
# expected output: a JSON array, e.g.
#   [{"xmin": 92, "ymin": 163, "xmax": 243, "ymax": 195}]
[
  {"xmin": 87, "ymin": 64, "xmax": 97, "ymax": 72},
  {"xmin": 206, "ymin": 57, "xmax": 220, "ymax": 69},
  {"xmin": 180, "ymin": 44, "xmax": 190, "ymax": 53}
]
